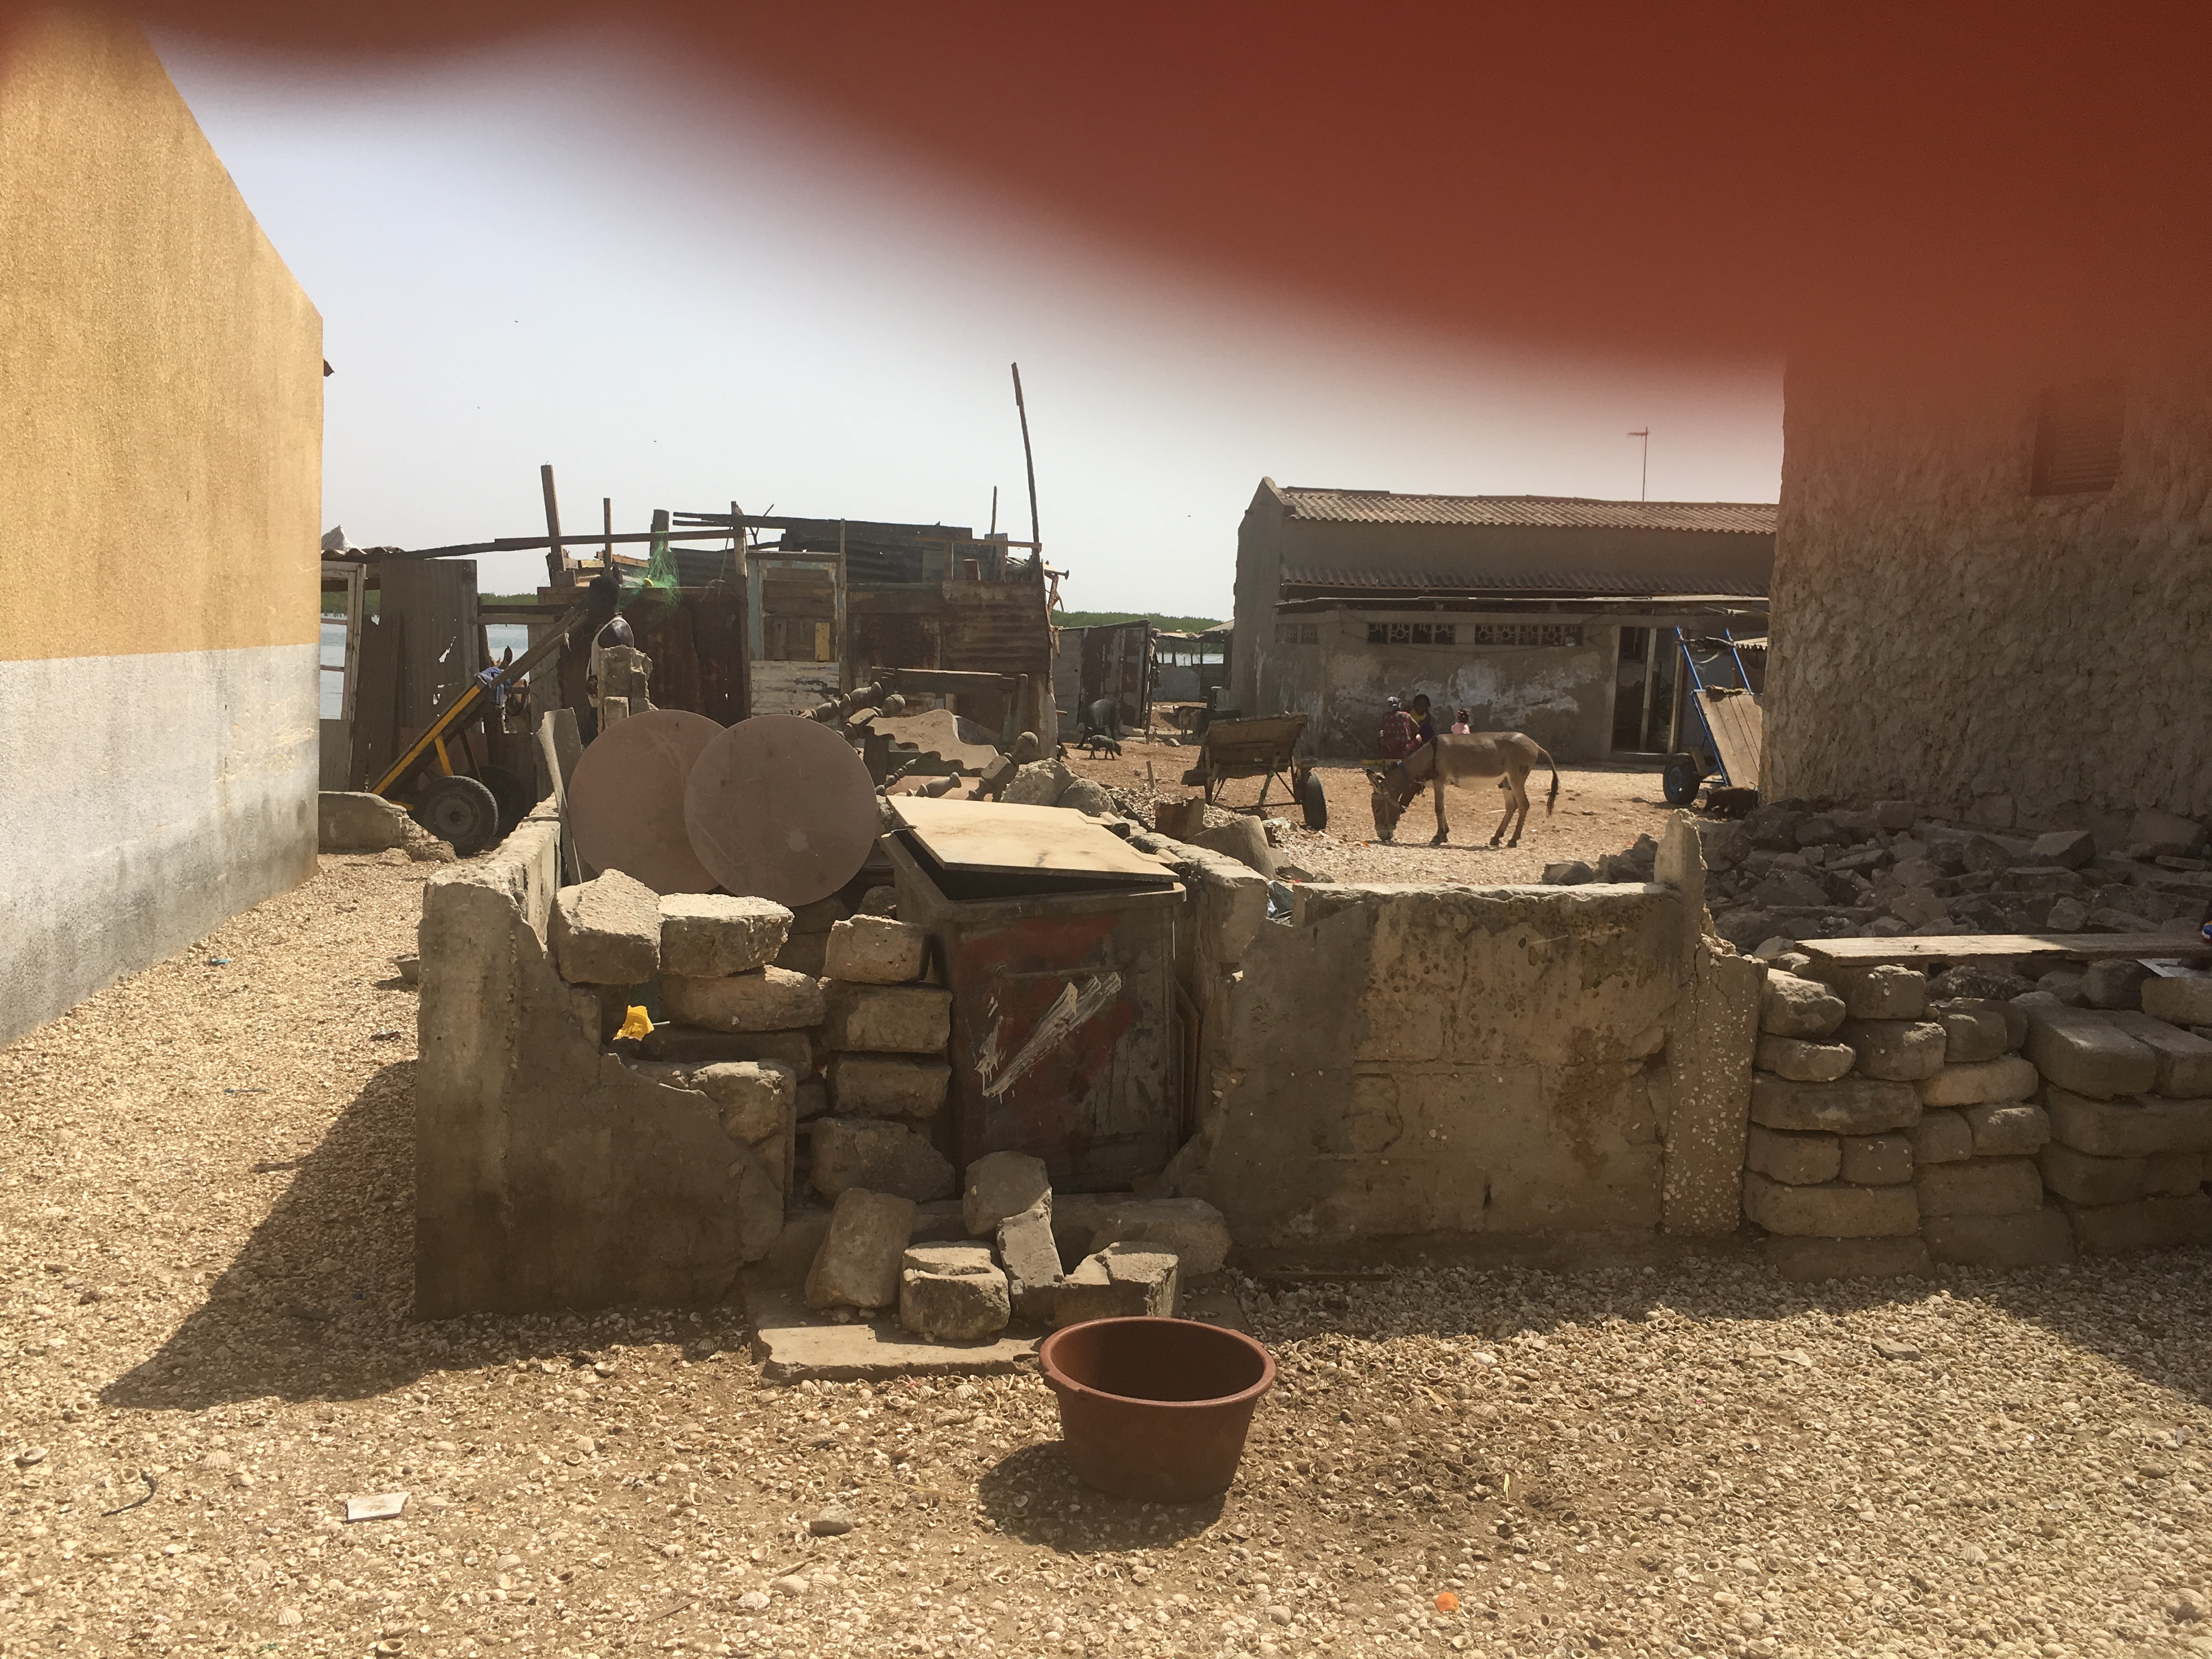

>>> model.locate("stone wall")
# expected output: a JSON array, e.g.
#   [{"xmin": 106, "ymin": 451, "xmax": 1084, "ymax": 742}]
[
  {"xmin": 1765, "ymin": 353, "xmax": 2212, "ymax": 827},
  {"xmin": 1146, "ymin": 816, "xmax": 1762, "ymax": 1246}
]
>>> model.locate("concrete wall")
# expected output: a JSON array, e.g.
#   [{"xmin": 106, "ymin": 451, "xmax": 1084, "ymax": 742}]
[
  {"xmin": 0, "ymin": 15, "xmax": 323, "ymax": 1045},
  {"xmin": 1765, "ymin": 353, "xmax": 2212, "ymax": 827},
  {"xmin": 1148, "ymin": 816, "xmax": 1761, "ymax": 1245},
  {"xmin": 415, "ymin": 809, "xmax": 786, "ymax": 1316}
]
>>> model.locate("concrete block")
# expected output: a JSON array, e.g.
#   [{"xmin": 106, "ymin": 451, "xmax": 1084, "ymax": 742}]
[
  {"xmin": 1052, "ymin": 1243, "xmax": 1181, "ymax": 1325},
  {"xmin": 809, "ymin": 1118, "xmax": 956, "ymax": 1202},
  {"xmin": 774, "ymin": 930, "xmax": 831, "ymax": 977},
  {"xmin": 749, "ymin": 1287, "xmax": 1035, "ymax": 1383},
  {"xmin": 2101, "ymin": 1011, "xmax": 2212, "ymax": 1098},
  {"xmin": 1194, "ymin": 860, "xmax": 1271, "ymax": 967},
  {"xmin": 899, "ymin": 1244, "xmax": 1011, "ymax": 1340},
  {"xmin": 2062, "ymin": 1191, "xmax": 2212, "ymax": 1255},
  {"xmin": 1962, "ymin": 1101, "xmax": 2051, "ymax": 1156},
  {"xmin": 1930, "ymin": 999, "xmax": 2015, "ymax": 1064},
  {"xmin": 1084, "ymin": 1197, "xmax": 1233, "ymax": 1274},
  {"xmin": 2023, "ymin": 1005, "xmax": 2158, "ymax": 1098},
  {"xmin": 664, "ymin": 967, "xmax": 827, "ymax": 1033},
  {"xmin": 2141, "ymin": 976, "xmax": 2212, "ymax": 1028},
  {"xmin": 996, "ymin": 1200, "xmax": 1064, "ymax": 1321},
  {"xmin": 1838, "ymin": 1133, "xmax": 1913, "ymax": 1185},
  {"xmin": 318, "ymin": 790, "xmax": 410, "ymax": 852},
  {"xmin": 826, "ymin": 1053, "xmax": 950, "ymax": 1118},
  {"xmin": 1832, "ymin": 964, "xmax": 1928, "ymax": 1020},
  {"xmin": 2027, "ymin": 830, "xmax": 2096, "ymax": 869},
  {"xmin": 1838, "ymin": 1018, "xmax": 1948, "ymax": 1081},
  {"xmin": 2150, "ymin": 1150, "xmax": 2207, "ymax": 1195},
  {"xmin": 1872, "ymin": 800, "xmax": 1922, "ymax": 831},
  {"xmin": 1910, "ymin": 1108, "xmax": 1974, "ymax": 1164},
  {"xmin": 1745, "ymin": 1124, "xmax": 1842, "ymax": 1186},
  {"xmin": 550, "ymin": 870, "xmax": 662, "ymax": 985},
  {"xmin": 1914, "ymin": 1155, "xmax": 2044, "ymax": 1218},
  {"xmin": 1755, "ymin": 1034, "xmax": 1855, "ymax": 1082},
  {"xmin": 1154, "ymin": 797, "xmax": 1207, "ymax": 839},
  {"xmin": 1740, "ymin": 1172, "xmax": 1920, "ymax": 1237},
  {"xmin": 1918, "ymin": 1056, "xmax": 2039, "ymax": 1107},
  {"xmin": 823, "ymin": 983, "xmax": 953, "ymax": 1053},
  {"xmin": 2082, "ymin": 958, "xmax": 2152, "ymax": 1011},
  {"xmin": 639, "ymin": 1026, "xmax": 814, "ymax": 1071},
  {"xmin": 1750, "ymin": 1073, "xmax": 1922, "ymax": 1135},
  {"xmin": 1764, "ymin": 1234, "xmax": 1933, "ymax": 1282},
  {"xmin": 659, "ymin": 894, "xmax": 792, "ymax": 977},
  {"xmin": 1922, "ymin": 1204, "xmax": 2076, "ymax": 1268},
  {"xmin": 693, "ymin": 1059, "xmax": 797, "ymax": 1142},
  {"xmin": 2044, "ymin": 1086, "xmax": 2212, "ymax": 1156},
  {"xmin": 803, "ymin": 1188, "xmax": 916, "ymax": 1311},
  {"xmin": 962, "ymin": 1150, "xmax": 1052, "ymax": 1237},
  {"xmin": 1192, "ymin": 816, "xmax": 1277, "ymax": 877},
  {"xmin": 2128, "ymin": 806, "xmax": 2203, "ymax": 854},
  {"xmin": 824, "ymin": 915, "xmax": 929, "ymax": 985},
  {"xmin": 2038, "ymin": 1142, "xmax": 2152, "ymax": 1206}
]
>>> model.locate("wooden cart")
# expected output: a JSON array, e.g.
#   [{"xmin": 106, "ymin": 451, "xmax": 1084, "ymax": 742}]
[{"xmin": 1180, "ymin": 712, "xmax": 1327, "ymax": 827}]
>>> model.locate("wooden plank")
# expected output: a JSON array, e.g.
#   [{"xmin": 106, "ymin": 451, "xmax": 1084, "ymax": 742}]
[
  {"xmin": 891, "ymin": 798, "xmax": 1175, "ymax": 882},
  {"xmin": 1694, "ymin": 687, "xmax": 1763, "ymax": 786},
  {"xmin": 1797, "ymin": 932, "xmax": 2212, "ymax": 966}
]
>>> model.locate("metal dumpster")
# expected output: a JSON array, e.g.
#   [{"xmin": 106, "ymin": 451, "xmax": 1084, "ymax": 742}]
[{"xmin": 881, "ymin": 798, "xmax": 1186, "ymax": 1192}]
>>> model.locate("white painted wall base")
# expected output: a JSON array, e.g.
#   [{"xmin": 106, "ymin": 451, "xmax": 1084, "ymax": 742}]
[{"xmin": 0, "ymin": 643, "xmax": 319, "ymax": 1045}]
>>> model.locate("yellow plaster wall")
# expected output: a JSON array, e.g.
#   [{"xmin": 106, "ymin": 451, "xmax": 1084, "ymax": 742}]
[{"xmin": 0, "ymin": 10, "xmax": 323, "ymax": 664}]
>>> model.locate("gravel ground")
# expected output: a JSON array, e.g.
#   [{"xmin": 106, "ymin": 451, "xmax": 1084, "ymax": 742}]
[
  {"xmin": 8, "ymin": 855, "xmax": 2212, "ymax": 1659},
  {"xmin": 1065, "ymin": 740, "xmax": 1674, "ymax": 886}
]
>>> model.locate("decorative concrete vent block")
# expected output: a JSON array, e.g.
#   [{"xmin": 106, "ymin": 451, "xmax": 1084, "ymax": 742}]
[
  {"xmin": 823, "ymin": 915, "xmax": 928, "ymax": 984},
  {"xmin": 826, "ymin": 1053, "xmax": 951, "ymax": 1118},
  {"xmin": 1052, "ymin": 1243, "xmax": 1181, "ymax": 1324},
  {"xmin": 809, "ymin": 1118, "xmax": 956, "ymax": 1202},
  {"xmin": 823, "ymin": 984, "xmax": 953, "ymax": 1053},
  {"xmin": 659, "ymin": 894, "xmax": 792, "ymax": 978},
  {"xmin": 803, "ymin": 1187, "xmax": 917, "ymax": 1311},
  {"xmin": 550, "ymin": 870, "xmax": 662, "ymax": 985},
  {"xmin": 899, "ymin": 1243, "xmax": 1011, "ymax": 1340},
  {"xmin": 664, "ymin": 967, "xmax": 827, "ymax": 1033}
]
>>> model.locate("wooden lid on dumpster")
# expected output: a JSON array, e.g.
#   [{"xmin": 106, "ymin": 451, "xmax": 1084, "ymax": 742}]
[
  {"xmin": 889, "ymin": 797, "xmax": 1174, "ymax": 882},
  {"xmin": 684, "ymin": 715, "xmax": 881, "ymax": 907},
  {"xmin": 568, "ymin": 710, "xmax": 724, "ymax": 893}
]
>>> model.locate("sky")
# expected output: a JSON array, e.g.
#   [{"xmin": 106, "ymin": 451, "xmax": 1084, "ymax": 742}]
[{"xmin": 159, "ymin": 25, "xmax": 1782, "ymax": 620}]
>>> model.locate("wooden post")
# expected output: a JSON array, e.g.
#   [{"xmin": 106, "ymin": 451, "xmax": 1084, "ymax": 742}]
[
  {"xmin": 1012, "ymin": 364, "xmax": 1041, "ymax": 570},
  {"xmin": 601, "ymin": 497, "xmax": 613, "ymax": 569},
  {"xmin": 1639, "ymin": 628, "xmax": 1660, "ymax": 751},
  {"xmin": 541, "ymin": 465, "xmax": 565, "ymax": 588}
]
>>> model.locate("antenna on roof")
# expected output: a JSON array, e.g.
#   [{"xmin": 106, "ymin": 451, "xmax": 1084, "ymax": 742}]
[{"xmin": 1628, "ymin": 428, "xmax": 1650, "ymax": 501}]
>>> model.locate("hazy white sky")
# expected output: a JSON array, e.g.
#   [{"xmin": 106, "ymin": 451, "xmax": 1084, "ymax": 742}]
[{"xmin": 160, "ymin": 26, "xmax": 1782, "ymax": 618}]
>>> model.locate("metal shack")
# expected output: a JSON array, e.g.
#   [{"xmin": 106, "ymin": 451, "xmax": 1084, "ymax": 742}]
[{"xmin": 881, "ymin": 798, "xmax": 1187, "ymax": 1192}]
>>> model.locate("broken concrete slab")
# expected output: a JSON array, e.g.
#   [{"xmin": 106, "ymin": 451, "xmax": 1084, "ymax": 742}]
[
  {"xmin": 803, "ymin": 1188, "xmax": 916, "ymax": 1311},
  {"xmin": 899, "ymin": 1243, "xmax": 1011, "ymax": 1340},
  {"xmin": 692, "ymin": 1059, "xmax": 797, "ymax": 1142},
  {"xmin": 826, "ymin": 1053, "xmax": 949, "ymax": 1118},
  {"xmin": 822, "ymin": 983, "xmax": 953, "ymax": 1053},
  {"xmin": 659, "ymin": 894, "xmax": 792, "ymax": 978},
  {"xmin": 1053, "ymin": 1242, "xmax": 1181, "ymax": 1324},
  {"xmin": 996, "ymin": 1200, "xmax": 1063, "ymax": 1321},
  {"xmin": 1081, "ymin": 1197, "xmax": 1234, "ymax": 1276},
  {"xmin": 810, "ymin": 1117, "xmax": 956, "ymax": 1202},
  {"xmin": 318, "ymin": 790, "xmax": 410, "ymax": 853},
  {"xmin": 2027, "ymin": 829, "xmax": 2096, "ymax": 869},
  {"xmin": 748, "ymin": 1287, "xmax": 1036, "ymax": 1383},
  {"xmin": 824, "ymin": 915, "xmax": 929, "ymax": 984},
  {"xmin": 550, "ymin": 870, "xmax": 662, "ymax": 985},
  {"xmin": 1750, "ymin": 1074, "xmax": 1922, "ymax": 1136},
  {"xmin": 664, "ymin": 967, "xmax": 827, "ymax": 1033},
  {"xmin": 962, "ymin": 1150, "xmax": 1052, "ymax": 1237}
]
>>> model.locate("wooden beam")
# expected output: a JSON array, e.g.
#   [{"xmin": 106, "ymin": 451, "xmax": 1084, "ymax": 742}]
[
  {"xmin": 540, "ymin": 464, "xmax": 565, "ymax": 587},
  {"xmin": 1796, "ymin": 932, "xmax": 2211, "ymax": 967}
]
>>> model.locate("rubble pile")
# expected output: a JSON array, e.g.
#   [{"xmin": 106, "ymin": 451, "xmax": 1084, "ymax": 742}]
[
  {"xmin": 1549, "ymin": 799, "xmax": 2212, "ymax": 950},
  {"xmin": 1741, "ymin": 957, "xmax": 2212, "ymax": 1278}
]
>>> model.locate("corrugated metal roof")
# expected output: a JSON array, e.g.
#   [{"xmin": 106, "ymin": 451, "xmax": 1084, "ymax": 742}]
[
  {"xmin": 1279, "ymin": 565, "xmax": 1770, "ymax": 598},
  {"xmin": 1274, "ymin": 486, "xmax": 1775, "ymax": 534}
]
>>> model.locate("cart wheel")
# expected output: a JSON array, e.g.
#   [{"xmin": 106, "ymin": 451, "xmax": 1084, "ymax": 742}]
[
  {"xmin": 1301, "ymin": 770, "xmax": 1328, "ymax": 831},
  {"xmin": 477, "ymin": 763, "xmax": 533, "ymax": 838},
  {"xmin": 414, "ymin": 775, "xmax": 501, "ymax": 856},
  {"xmin": 1662, "ymin": 754, "xmax": 1702, "ymax": 806}
]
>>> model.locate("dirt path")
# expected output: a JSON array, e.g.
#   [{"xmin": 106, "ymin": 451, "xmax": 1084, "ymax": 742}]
[{"xmin": 6, "ymin": 859, "xmax": 2212, "ymax": 1657}]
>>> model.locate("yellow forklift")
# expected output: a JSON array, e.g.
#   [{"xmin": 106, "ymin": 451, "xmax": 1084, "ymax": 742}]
[{"xmin": 369, "ymin": 600, "xmax": 589, "ymax": 855}]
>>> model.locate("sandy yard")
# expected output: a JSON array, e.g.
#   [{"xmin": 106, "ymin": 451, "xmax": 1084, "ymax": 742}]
[
  {"xmin": 5, "ymin": 857, "xmax": 2212, "ymax": 1659},
  {"xmin": 1063, "ymin": 738, "xmax": 1671, "ymax": 885}
]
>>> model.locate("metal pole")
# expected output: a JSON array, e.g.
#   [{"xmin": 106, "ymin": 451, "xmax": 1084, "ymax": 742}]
[
  {"xmin": 601, "ymin": 497, "xmax": 613, "ymax": 569},
  {"xmin": 1012, "ymin": 364, "xmax": 1040, "ymax": 557}
]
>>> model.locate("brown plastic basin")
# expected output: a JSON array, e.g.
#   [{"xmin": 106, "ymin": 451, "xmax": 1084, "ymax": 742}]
[{"xmin": 1038, "ymin": 1317, "xmax": 1276, "ymax": 1503}]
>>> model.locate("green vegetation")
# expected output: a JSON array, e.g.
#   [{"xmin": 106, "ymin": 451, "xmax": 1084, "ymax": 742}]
[{"xmin": 1054, "ymin": 611, "xmax": 1224, "ymax": 633}]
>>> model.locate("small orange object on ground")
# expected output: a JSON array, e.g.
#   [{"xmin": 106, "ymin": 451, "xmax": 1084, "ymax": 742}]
[{"xmin": 1435, "ymin": 1592, "xmax": 1460, "ymax": 1613}]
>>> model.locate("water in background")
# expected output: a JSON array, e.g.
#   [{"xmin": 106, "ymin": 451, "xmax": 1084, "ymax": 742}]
[{"xmin": 320, "ymin": 619, "xmax": 534, "ymax": 721}]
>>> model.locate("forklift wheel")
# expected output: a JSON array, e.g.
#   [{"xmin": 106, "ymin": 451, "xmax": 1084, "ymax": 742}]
[
  {"xmin": 1662, "ymin": 753, "xmax": 1703, "ymax": 806},
  {"xmin": 477, "ymin": 763, "xmax": 533, "ymax": 838},
  {"xmin": 415, "ymin": 775, "xmax": 501, "ymax": 857}
]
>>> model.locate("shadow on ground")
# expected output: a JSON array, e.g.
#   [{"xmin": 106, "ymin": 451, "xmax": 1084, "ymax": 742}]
[
  {"xmin": 977, "ymin": 1442, "xmax": 1227, "ymax": 1552},
  {"xmin": 101, "ymin": 1062, "xmax": 741, "ymax": 1412}
]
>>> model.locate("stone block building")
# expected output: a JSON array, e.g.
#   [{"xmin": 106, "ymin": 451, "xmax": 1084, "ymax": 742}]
[{"xmin": 1228, "ymin": 478, "xmax": 1775, "ymax": 758}]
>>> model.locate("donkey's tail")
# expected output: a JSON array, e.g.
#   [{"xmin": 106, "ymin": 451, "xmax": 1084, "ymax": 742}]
[{"xmin": 1539, "ymin": 746, "xmax": 1561, "ymax": 816}]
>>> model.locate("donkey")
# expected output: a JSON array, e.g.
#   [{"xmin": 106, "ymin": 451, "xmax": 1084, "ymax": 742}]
[{"xmin": 1364, "ymin": 732, "xmax": 1560, "ymax": 847}]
